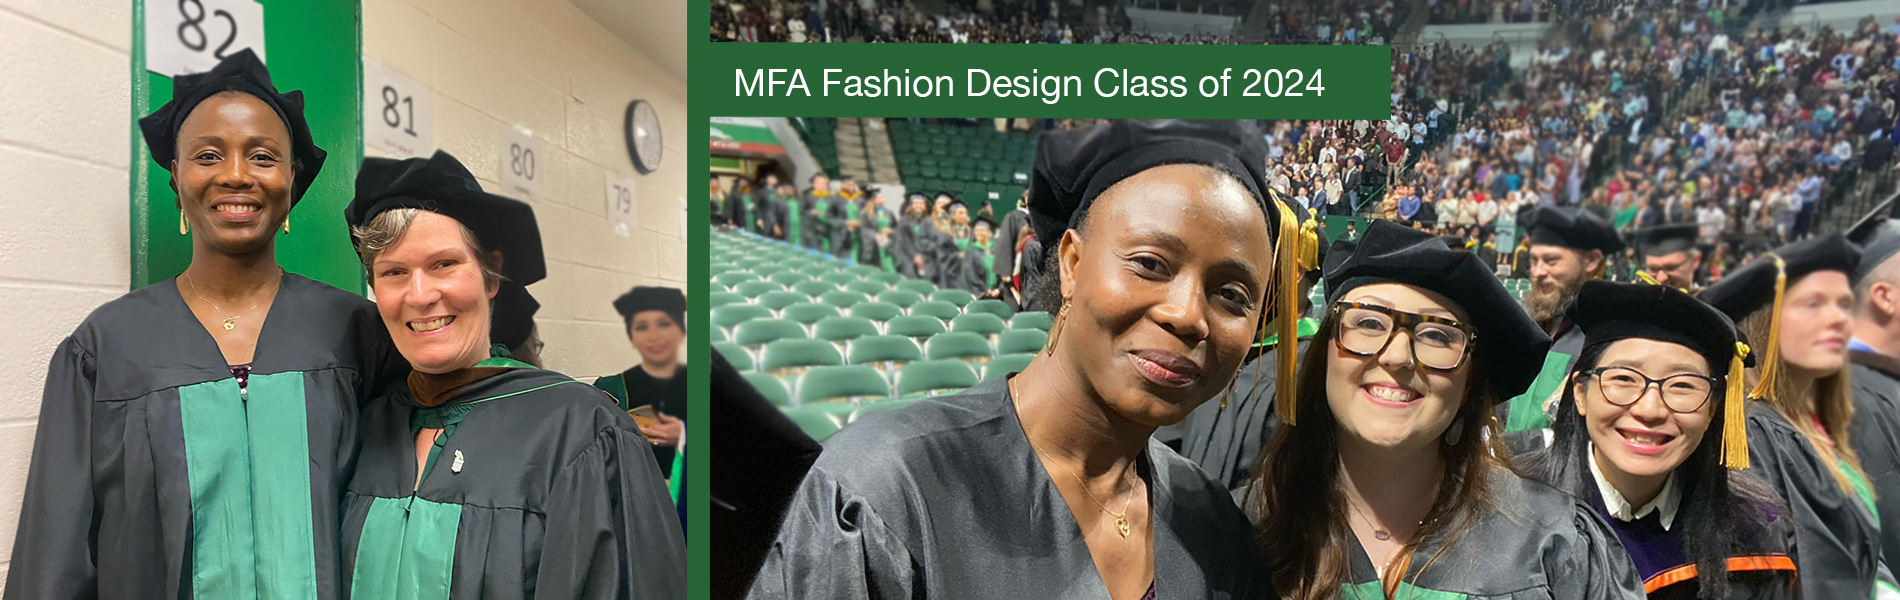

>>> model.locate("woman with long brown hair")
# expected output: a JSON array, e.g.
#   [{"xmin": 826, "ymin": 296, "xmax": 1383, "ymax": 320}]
[
  {"xmin": 1697, "ymin": 234, "xmax": 1900, "ymax": 598},
  {"xmin": 751, "ymin": 120, "xmax": 1306, "ymax": 599},
  {"xmin": 1245, "ymin": 220, "xmax": 1642, "ymax": 599}
]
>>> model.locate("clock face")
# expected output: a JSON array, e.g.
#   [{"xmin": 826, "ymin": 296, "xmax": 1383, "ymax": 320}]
[{"xmin": 626, "ymin": 99, "xmax": 662, "ymax": 174}]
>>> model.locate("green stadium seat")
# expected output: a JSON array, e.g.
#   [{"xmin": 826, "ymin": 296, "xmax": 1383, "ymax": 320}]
[
  {"xmin": 783, "ymin": 302, "xmax": 841, "ymax": 326},
  {"xmin": 820, "ymin": 291, "xmax": 869, "ymax": 308},
  {"xmin": 853, "ymin": 396, "xmax": 921, "ymax": 418},
  {"xmin": 996, "ymin": 329, "xmax": 1048, "ymax": 355},
  {"xmin": 929, "ymin": 289, "xmax": 975, "ymax": 307},
  {"xmin": 793, "ymin": 280, "xmax": 835, "ymax": 298},
  {"xmin": 714, "ymin": 272, "xmax": 759, "ymax": 289},
  {"xmin": 844, "ymin": 265, "xmax": 880, "ymax": 279},
  {"xmin": 733, "ymin": 257, "xmax": 768, "ymax": 269},
  {"xmin": 713, "ymin": 342, "xmax": 754, "ymax": 371},
  {"xmin": 909, "ymin": 300, "xmax": 961, "ymax": 322},
  {"xmin": 734, "ymin": 280, "xmax": 783, "ymax": 299},
  {"xmin": 848, "ymin": 335, "xmax": 924, "ymax": 373},
  {"xmin": 769, "ymin": 272, "xmax": 809, "ymax": 287},
  {"xmin": 849, "ymin": 301, "xmax": 904, "ymax": 324},
  {"xmin": 709, "ymin": 292, "xmax": 746, "ymax": 308},
  {"xmin": 743, "ymin": 372, "xmax": 792, "ymax": 406},
  {"xmin": 798, "ymin": 263, "xmax": 837, "ymax": 276},
  {"xmin": 869, "ymin": 271, "xmax": 903, "ymax": 286},
  {"xmin": 846, "ymin": 280, "xmax": 889, "ymax": 296},
  {"xmin": 926, "ymin": 332, "xmax": 993, "ymax": 363},
  {"xmin": 876, "ymin": 290, "xmax": 923, "ymax": 309},
  {"xmin": 756, "ymin": 291, "xmax": 806, "ymax": 311},
  {"xmin": 780, "ymin": 403, "xmax": 855, "ymax": 440},
  {"xmin": 895, "ymin": 280, "xmax": 936, "ymax": 295},
  {"xmin": 897, "ymin": 359, "xmax": 980, "ymax": 396},
  {"xmin": 761, "ymin": 338, "xmax": 845, "ymax": 377},
  {"xmin": 966, "ymin": 299, "xmax": 1014, "ymax": 319},
  {"xmin": 985, "ymin": 353, "xmax": 1035, "ymax": 380},
  {"xmin": 751, "ymin": 265, "xmax": 789, "ymax": 278},
  {"xmin": 712, "ymin": 304, "xmax": 774, "ymax": 331},
  {"xmin": 950, "ymin": 313, "xmax": 1007, "ymax": 337},
  {"xmin": 710, "ymin": 326, "xmax": 727, "ymax": 343},
  {"xmin": 798, "ymin": 365, "xmax": 891, "ymax": 404},
  {"xmin": 815, "ymin": 316, "xmax": 880, "ymax": 343},
  {"xmin": 820, "ymin": 272, "xmax": 857, "ymax": 287},
  {"xmin": 1010, "ymin": 311, "xmax": 1055, "ymax": 331},
  {"xmin": 734, "ymin": 319, "xmax": 806, "ymax": 349},
  {"xmin": 886, "ymin": 315, "xmax": 948, "ymax": 340}
]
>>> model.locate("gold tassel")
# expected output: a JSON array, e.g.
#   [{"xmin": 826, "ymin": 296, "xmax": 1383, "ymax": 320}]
[
  {"xmin": 1273, "ymin": 202, "xmax": 1301, "ymax": 427},
  {"xmin": 1748, "ymin": 255, "xmax": 1788, "ymax": 402},
  {"xmin": 1723, "ymin": 341, "xmax": 1752, "ymax": 469},
  {"xmin": 1299, "ymin": 209, "xmax": 1321, "ymax": 273},
  {"xmin": 1636, "ymin": 270, "xmax": 1660, "ymax": 286}
]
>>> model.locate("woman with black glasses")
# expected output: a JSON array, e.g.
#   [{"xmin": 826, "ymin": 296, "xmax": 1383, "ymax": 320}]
[{"xmin": 1244, "ymin": 220, "xmax": 1643, "ymax": 599}]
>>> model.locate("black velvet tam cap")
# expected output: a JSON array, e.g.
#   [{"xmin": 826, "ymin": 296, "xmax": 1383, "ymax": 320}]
[
  {"xmin": 1522, "ymin": 206, "xmax": 1626, "ymax": 254},
  {"xmin": 615, "ymin": 286, "xmax": 687, "ymax": 329},
  {"xmin": 139, "ymin": 49, "xmax": 327, "ymax": 204},
  {"xmin": 1026, "ymin": 120, "xmax": 1279, "ymax": 245},
  {"xmin": 1696, "ymin": 234, "xmax": 1861, "ymax": 322},
  {"xmin": 1324, "ymin": 220, "xmax": 1552, "ymax": 401},
  {"xmin": 1635, "ymin": 224, "xmax": 1700, "ymax": 257},
  {"xmin": 346, "ymin": 151, "xmax": 546, "ymax": 287}
]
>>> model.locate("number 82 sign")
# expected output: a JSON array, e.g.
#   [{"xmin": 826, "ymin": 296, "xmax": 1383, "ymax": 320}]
[{"xmin": 146, "ymin": 0, "xmax": 267, "ymax": 77}]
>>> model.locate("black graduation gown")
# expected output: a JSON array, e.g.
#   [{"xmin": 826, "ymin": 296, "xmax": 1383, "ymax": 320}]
[
  {"xmin": 993, "ymin": 208, "xmax": 1031, "ymax": 286},
  {"xmin": 4, "ymin": 274, "xmax": 406, "ymax": 600},
  {"xmin": 1156, "ymin": 341, "xmax": 1305, "ymax": 490},
  {"xmin": 831, "ymin": 194, "xmax": 861, "ymax": 258},
  {"xmin": 800, "ymin": 190, "xmax": 835, "ymax": 252},
  {"xmin": 340, "ymin": 364, "xmax": 686, "ymax": 599},
  {"xmin": 892, "ymin": 218, "xmax": 946, "ymax": 281},
  {"xmin": 710, "ymin": 351, "xmax": 821, "ymax": 599},
  {"xmin": 951, "ymin": 241, "xmax": 998, "ymax": 295},
  {"xmin": 1851, "ymin": 349, "xmax": 1900, "ymax": 576},
  {"xmin": 748, "ymin": 378, "xmax": 1270, "ymax": 599},
  {"xmin": 1018, "ymin": 236, "xmax": 1050, "ymax": 312},
  {"xmin": 592, "ymin": 365, "xmax": 688, "ymax": 478},
  {"xmin": 1744, "ymin": 401, "xmax": 1899, "ymax": 599},
  {"xmin": 756, "ymin": 192, "xmax": 785, "ymax": 239},
  {"xmin": 1240, "ymin": 464, "xmax": 1644, "ymax": 598}
]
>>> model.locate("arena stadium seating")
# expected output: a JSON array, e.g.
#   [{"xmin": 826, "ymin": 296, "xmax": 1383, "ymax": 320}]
[
  {"xmin": 888, "ymin": 121, "xmax": 1037, "ymax": 211},
  {"xmin": 712, "ymin": 229, "xmax": 1048, "ymax": 440}
]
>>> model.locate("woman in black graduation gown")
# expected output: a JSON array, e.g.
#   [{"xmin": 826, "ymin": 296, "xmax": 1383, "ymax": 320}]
[
  {"xmin": 1696, "ymin": 234, "xmax": 1900, "ymax": 598},
  {"xmin": 1246, "ymin": 220, "xmax": 1644, "ymax": 599},
  {"xmin": 594, "ymin": 286, "xmax": 689, "ymax": 479},
  {"xmin": 890, "ymin": 192, "xmax": 939, "ymax": 279},
  {"xmin": 338, "ymin": 151, "xmax": 685, "ymax": 599},
  {"xmin": 1523, "ymin": 281, "xmax": 1797, "ymax": 598},
  {"xmin": 5, "ymin": 50, "xmax": 407, "ymax": 600},
  {"xmin": 750, "ymin": 120, "xmax": 1301, "ymax": 599}
]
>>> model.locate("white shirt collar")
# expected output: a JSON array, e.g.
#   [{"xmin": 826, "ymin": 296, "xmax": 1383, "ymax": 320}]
[{"xmin": 1586, "ymin": 442, "xmax": 1680, "ymax": 530}]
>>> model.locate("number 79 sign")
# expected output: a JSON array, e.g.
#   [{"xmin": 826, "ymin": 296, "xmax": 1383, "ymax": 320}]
[{"xmin": 146, "ymin": 0, "xmax": 267, "ymax": 77}]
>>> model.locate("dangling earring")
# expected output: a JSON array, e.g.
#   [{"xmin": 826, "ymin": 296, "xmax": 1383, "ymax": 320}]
[
  {"xmin": 179, "ymin": 211, "xmax": 189, "ymax": 235},
  {"xmin": 1445, "ymin": 415, "xmax": 1466, "ymax": 445},
  {"xmin": 282, "ymin": 218, "xmax": 290, "ymax": 235},
  {"xmin": 1043, "ymin": 298, "xmax": 1071, "ymax": 356}
]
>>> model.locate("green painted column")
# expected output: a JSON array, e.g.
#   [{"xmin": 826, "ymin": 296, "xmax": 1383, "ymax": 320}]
[{"xmin": 131, "ymin": 0, "xmax": 365, "ymax": 293}]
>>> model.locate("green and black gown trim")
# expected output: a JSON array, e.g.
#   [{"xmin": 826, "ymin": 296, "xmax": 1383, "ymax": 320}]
[
  {"xmin": 1744, "ymin": 401, "xmax": 1900, "ymax": 599},
  {"xmin": 3, "ymin": 274, "xmax": 406, "ymax": 600},
  {"xmin": 592, "ymin": 365, "xmax": 688, "ymax": 478},
  {"xmin": 1503, "ymin": 323, "xmax": 1585, "ymax": 432},
  {"xmin": 342, "ymin": 358, "xmax": 686, "ymax": 599}
]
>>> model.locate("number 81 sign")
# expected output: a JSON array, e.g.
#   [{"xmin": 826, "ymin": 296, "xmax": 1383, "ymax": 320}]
[
  {"xmin": 146, "ymin": 0, "xmax": 267, "ymax": 77},
  {"xmin": 363, "ymin": 59, "xmax": 435, "ymax": 158}
]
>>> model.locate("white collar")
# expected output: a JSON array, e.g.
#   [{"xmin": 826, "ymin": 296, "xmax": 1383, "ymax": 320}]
[{"xmin": 1586, "ymin": 442, "xmax": 1680, "ymax": 530}]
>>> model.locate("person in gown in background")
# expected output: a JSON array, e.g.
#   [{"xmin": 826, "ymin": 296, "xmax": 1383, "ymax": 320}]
[{"xmin": 595, "ymin": 286, "xmax": 689, "ymax": 480}]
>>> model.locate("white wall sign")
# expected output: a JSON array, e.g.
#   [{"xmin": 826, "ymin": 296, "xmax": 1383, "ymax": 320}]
[
  {"xmin": 146, "ymin": 0, "xmax": 267, "ymax": 77},
  {"xmin": 606, "ymin": 172, "xmax": 637, "ymax": 237},
  {"xmin": 498, "ymin": 126, "xmax": 543, "ymax": 198},
  {"xmin": 363, "ymin": 58, "xmax": 434, "ymax": 158}
]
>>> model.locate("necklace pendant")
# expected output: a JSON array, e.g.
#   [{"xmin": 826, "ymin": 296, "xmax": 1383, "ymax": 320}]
[
  {"xmin": 1374, "ymin": 529, "xmax": 1391, "ymax": 541},
  {"xmin": 1116, "ymin": 515, "xmax": 1130, "ymax": 538},
  {"xmin": 222, "ymin": 318, "xmax": 236, "ymax": 331}
]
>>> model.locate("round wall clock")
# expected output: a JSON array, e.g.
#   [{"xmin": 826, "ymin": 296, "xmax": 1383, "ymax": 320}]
[{"xmin": 625, "ymin": 99, "xmax": 662, "ymax": 174}]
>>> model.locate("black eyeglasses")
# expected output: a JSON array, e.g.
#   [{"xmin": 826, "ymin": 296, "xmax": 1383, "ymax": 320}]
[
  {"xmin": 1584, "ymin": 366, "xmax": 1717, "ymax": 413},
  {"xmin": 1328, "ymin": 301, "xmax": 1477, "ymax": 371}
]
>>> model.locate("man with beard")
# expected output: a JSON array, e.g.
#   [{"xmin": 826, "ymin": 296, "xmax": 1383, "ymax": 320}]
[
  {"xmin": 1634, "ymin": 223, "xmax": 1701, "ymax": 291},
  {"xmin": 1500, "ymin": 205, "xmax": 1625, "ymax": 433},
  {"xmin": 1845, "ymin": 198, "xmax": 1900, "ymax": 576}
]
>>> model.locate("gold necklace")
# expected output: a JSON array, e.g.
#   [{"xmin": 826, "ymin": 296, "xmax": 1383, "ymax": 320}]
[
  {"xmin": 1010, "ymin": 378, "xmax": 1137, "ymax": 538},
  {"xmin": 183, "ymin": 269, "xmax": 283, "ymax": 331}
]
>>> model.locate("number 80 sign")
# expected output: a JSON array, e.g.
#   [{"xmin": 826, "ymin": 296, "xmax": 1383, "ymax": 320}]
[{"xmin": 146, "ymin": 0, "xmax": 267, "ymax": 77}]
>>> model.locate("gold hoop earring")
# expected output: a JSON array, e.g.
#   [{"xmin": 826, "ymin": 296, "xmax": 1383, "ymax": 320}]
[
  {"xmin": 282, "ymin": 218, "xmax": 290, "ymax": 235},
  {"xmin": 179, "ymin": 211, "xmax": 189, "ymax": 235},
  {"xmin": 1043, "ymin": 299, "xmax": 1071, "ymax": 356}
]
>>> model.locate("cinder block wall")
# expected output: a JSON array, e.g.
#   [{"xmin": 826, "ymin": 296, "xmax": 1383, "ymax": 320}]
[{"xmin": 0, "ymin": 0, "xmax": 684, "ymax": 586}]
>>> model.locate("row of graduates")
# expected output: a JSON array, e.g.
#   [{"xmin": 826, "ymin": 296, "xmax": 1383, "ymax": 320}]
[
  {"xmin": 714, "ymin": 120, "xmax": 1900, "ymax": 600},
  {"xmin": 712, "ymin": 172, "xmax": 1035, "ymax": 303},
  {"xmin": 4, "ymin": 52, "xmax": 686, "ymax": 599}
]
